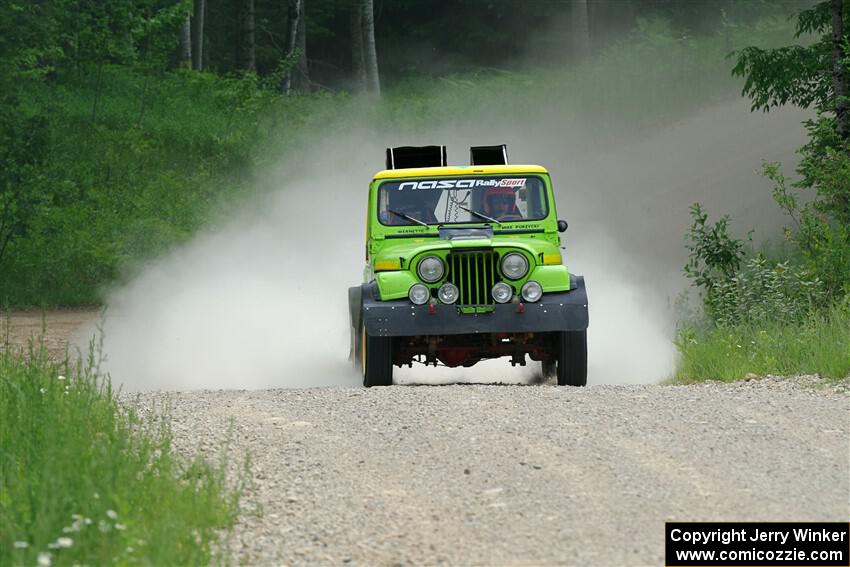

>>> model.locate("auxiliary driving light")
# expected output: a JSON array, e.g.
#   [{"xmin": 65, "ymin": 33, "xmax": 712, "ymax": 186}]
[
  {"xmin": 521, "ymin": 281, "xmax": 543, "ymax": 302},
  {"xmin": 438, "ymin": 283, "xmax": 459, "ymax": 304},
  {"xmin": 408, "ymin": 284, "xmax": 430, "ymax": 305},
  {"xmin": 492, "ymin": 282, "xmax": 513, "ymax": 304},
  {"xmin": 501, "ymin": 253, "xmax": 529, "ymax": 280},
  {"xmin": 417, "ymin": 256, "xmax": 445, "ymax": 283}
]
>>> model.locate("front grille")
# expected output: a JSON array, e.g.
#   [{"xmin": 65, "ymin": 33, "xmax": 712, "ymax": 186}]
[{"xmin": 447, "ymin": 251, "xmax": 500, "ymax": 306}]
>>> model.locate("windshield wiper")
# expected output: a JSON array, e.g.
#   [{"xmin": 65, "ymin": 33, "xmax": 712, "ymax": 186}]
[
  {"xmin": 387, "ymin": 208, "xmax": 428, "ymax": 227},
  {"xmin": 457, "ymin": 205, "xmax": 500, "ymax": 225}
]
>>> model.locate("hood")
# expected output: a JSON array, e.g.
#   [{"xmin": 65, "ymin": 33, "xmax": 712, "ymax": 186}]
[{"xmin": 372, "ymin": 230, "xmax": 561, "ymax": 267}]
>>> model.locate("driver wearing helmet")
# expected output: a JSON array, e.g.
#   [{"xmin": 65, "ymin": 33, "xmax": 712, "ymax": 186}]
[
  {"xmin": 483, "ymin": 186, "xmax": 521, "ymax": 220},
  {"xmin": 384, "ymin": 190, "xmax": 438, "ymax": 225}
]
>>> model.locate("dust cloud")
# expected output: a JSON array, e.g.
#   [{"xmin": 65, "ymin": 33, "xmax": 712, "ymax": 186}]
[{"xmin": 85, "ymin": 74, "xmax": 809, "ymax": 391}]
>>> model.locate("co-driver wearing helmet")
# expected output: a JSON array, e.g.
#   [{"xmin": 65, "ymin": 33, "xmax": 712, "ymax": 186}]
[{"xmin": 483, "ymin": 186, "xmax": 521, "ymax": 220}]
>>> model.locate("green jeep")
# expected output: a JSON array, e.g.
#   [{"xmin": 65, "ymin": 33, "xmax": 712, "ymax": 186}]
[{"xmin": 349, "ymin": 145, "xmax": 588, "ymax": 387}]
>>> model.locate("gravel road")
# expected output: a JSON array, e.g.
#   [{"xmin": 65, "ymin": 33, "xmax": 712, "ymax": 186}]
[
  {"xmin": 6, "ymin": 312, "xmax": 849, "ymax": 565},
  {"xmin": 129, "ymin": 377, "xmax": 848, "ymax": 566}
]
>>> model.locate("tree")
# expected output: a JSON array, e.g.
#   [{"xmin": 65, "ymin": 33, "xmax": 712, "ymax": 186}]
[
  {"xmin": 282, "ymin": 0, "xmax": 309, "ymax": 93},
  {"xmin": 733, "ymin": 1, "xmax": 847, "ymax": 134},
  {"xmin": 192, "ymin": 0, "xmax": 205, "ymax": 70},
  {"xmin": 362, "ymin": 0, "xmax": 380, "ymax": 95},
  {"xmin": 831, "ymin": 0, "xmax": 849, "ymax": 140},
  {"xmin": 178, "ymin": 14, "xmax": 191, "ymax": 68},
  {"xmin": 733, "ymin": 0, "xmax": 850, "ymax": 294},
  {"xmin": 350, "ymin": 0, "xmax": 366, "ymax": 92},
  {"xmin": 240, "ymin": 0, "xmax": 256, "ymax": 71}
]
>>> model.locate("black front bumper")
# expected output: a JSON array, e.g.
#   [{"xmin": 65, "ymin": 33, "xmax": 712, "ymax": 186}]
[{"xmin": 355, "ymin": 276, "xmax": 589, "ymax": 337}]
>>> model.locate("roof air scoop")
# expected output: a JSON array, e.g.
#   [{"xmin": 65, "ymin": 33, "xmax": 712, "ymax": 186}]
[
  {"xmin": 385, "ymin": 145, "xmax": 447, "ymax": 170},
  {"xmin": 470, "ymin": 144, "xmax": 508, "ymax": 165}
]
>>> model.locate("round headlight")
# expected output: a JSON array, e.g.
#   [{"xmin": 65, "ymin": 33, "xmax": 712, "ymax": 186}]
[
  {"xmin": 491, "ymin": 282, "xmax": 513, "ymax": 304},
  {"xmin": 408, "ymin": 283, "xmax": 430, "ymax": 305},
  {"xmin": 501, "ymin": 253, "xmax": 529, "ymax": 280},
  {"xmin": 521, "ymin": 280, "xmax": 543, "ymax": 302},
  {"xmin": 438, "ymin": 283, "xmax": 459, "ymax": 304},
  {"xmin": 417, "ymin": 256, "xmax": 445, "ymax": 283}
]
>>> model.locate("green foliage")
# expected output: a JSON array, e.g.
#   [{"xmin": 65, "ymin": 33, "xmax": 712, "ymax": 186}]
[
  {"xmin": 732, "ymin": 1, "xmax": 840, "ymax": 112},
  {"xmin": 679, "ymin": 202, "xmax": 837, "ymax": 381},
  {"xmin": 731, "ymin": 1, "xmax": 850, "ymax": 300},
  {"xmin": 765, "ymin": 155, "xmax": 850, "ymax": 296},
  {"xmin": 0, "ymin": 1, "xmax": 190, "ymax": 75},
  {"xmin": 675, "ymin": 299, "xmax": 850, "ymax": 382},
  {"xmin": 0, "ymin": 3, "xmax": 811, "ymax": 306},
  {"xmin": 706, "ymin": 256, "xmax": 827, "ymax": 326},
  {"xmin": 0, "ymin": 109, "xmax": 50, "ymax": 266},
  {"xmin": 732, "ymin": 43, "xmax": 829, "ymax": 111},
  {"xmin": 677, "ymin": 1, "xmax": 850, "ymax": 383},
  {"xmin": 0, "ymin": 65, "xmax": 345, "ymax": 305},
  {"xmin": 683, "ymin": 203, "xmax": 747, "ymax": 297},
  {"xmin": 683, "ymin": 202, "xmax": 829, "ymax": 327},
  {"xmin": 0, "ymin": 336, "xmax": 241, "ymax": 565}
]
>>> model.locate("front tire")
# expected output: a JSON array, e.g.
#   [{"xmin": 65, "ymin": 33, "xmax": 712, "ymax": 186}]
[
  {"xmin": 556, "ymin": 330, "xmax": 587, "ymax": 387},
  {"xmin": 363, "ymin": 328, "xmax": 393, "ymax": 387}
]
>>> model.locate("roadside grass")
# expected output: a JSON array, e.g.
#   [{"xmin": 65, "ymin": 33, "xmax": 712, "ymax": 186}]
[
  {"xmin": 673, "ymin": 301, "xmax": 850, "ymax": 383},
  {"xmin": 0, "ymin": 335, "xmax": 241, "ymax": 566}
]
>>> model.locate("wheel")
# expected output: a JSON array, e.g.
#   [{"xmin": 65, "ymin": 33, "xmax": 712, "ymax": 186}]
[
  {"xmin": 351, "ymin": 320, "xmax": 363, "ymax": 370},
  {"xmin": 556, "ymin": 330, "xmax": 587, "ymax": 386},
  {"xmin": 363, "ymin": 327, "xmax": 393, "ymax": 387},
  {"xmin": 348, "ymin": 287, "xmax": 363, "ymax": 369}
]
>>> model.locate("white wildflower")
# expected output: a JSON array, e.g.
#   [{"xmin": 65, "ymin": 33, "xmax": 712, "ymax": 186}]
[
  {"xmin": 37, "ymin": 552, "xmax": 52, "ymax": 567},
  {"xmin": 13, "ymin": 541, "xmax": 28, "ymax": 549},
  {"xmin": 57, "ymin": 375, "xmax": 66, "ymax": 381},
  {"xmin": 106, "ymin": 509, "xmax": 118, "ymax": 520},
  {"xmin": 115, "ymin": 523, "xmax": 126, "ymax": 531},
  {"xmin": 126, "ymin": 546, "xmax": 134, "ymax": 553},
  {"xmin": 84, "ymin": 517, "xmax": 92, "ymax": 525},
  {"xmin": 98, "ymin": 520, "xmax": 111, "ymax": 533},
  {"xmin": 40, "ymin": 388, "xmax": 46, "ymax": 394},
  {"xmin": 56, "ymin": 537, "xmax": 73, "ymax": 548}
]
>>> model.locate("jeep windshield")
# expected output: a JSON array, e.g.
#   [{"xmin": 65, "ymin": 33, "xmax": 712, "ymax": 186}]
[{"xmin": 377, "ymin": 176, "xmax": 548, "ymax": 226}]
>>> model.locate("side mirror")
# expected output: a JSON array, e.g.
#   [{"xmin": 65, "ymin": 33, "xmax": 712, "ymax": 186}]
[{"xmin": 557, "ymin": 219, "xmax": 568, "ymax": 233}]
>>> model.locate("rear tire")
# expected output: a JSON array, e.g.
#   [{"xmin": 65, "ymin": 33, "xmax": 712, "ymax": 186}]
[
  {"xmin": 556, "ymin": 330, "xmax": 587, "ymax": 387},
  {"xmin": 349, "ymin": 287, "xmax": 363, "ymax": 369},
  {"xmin": 363, "ymin": 328, "xmax": 393, "ymax": 387},
  {"xmin": 351, "ymin": 321, "xmax": 363, "ymax": 370}
]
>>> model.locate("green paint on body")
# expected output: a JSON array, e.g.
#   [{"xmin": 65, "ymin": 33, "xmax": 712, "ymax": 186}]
[{"xmin": 362, "ymin": 166, "xmax": 573, "ymax": 306}]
